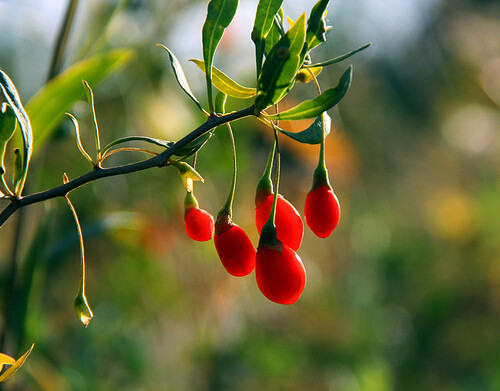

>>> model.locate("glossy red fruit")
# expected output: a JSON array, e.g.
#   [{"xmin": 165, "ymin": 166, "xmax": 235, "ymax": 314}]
[
  {"xmin": 305, "ymin": 185, "xmax": 340, "ymax": 238},
  {"xmin": 256, "ymin": 244, "xmax": 306, "ymax": 305},
  {"xmin": 185, "ymin": 208, "xmax": 214, "ymax": 241},
  {"xmin": 255, "ymin": 194, "xmax": 303, "ymax": 251},
  {"xmin": 214, "ymin": 224, "xmax": 256, "ymax": 276}
]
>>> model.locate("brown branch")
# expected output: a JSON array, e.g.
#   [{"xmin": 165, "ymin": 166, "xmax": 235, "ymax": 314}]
[{"xmin": 0, "ymin": 106, "xmax": 255, "ymax": 227}]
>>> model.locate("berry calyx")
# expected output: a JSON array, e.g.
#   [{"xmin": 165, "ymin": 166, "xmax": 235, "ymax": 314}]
[
  {"xmin": 255, "ymin": 243, "xmax": 306, "ymax": 305},
  {"xmin": 214, "ymin": 219, "xmax": 256, "ymax": 277},
  {"xmin": 256, "ymin": 194, "xmax": 303, "ymax": 251},
  {"xmin": 184, "ymin": 191, "xmax": 214, "ymax": 241},
  {"xmin": 305, "ymin": 185, "xmax": 340, "ymax": 238}
]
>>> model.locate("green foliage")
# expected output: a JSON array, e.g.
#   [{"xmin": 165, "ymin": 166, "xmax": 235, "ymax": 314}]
[
  {"xmin": 306, "ymin": 0, "xmax": 330, "ymax": 50},
  {"xmin": 191, "ymin": 59, "xmax": 256, "ymax": 99},
  {"xmin": 0, "ymin": 70, "xmax": 33, "ymax": 196},
  {"xmin": 251, "ymin": 0, "xmax": 285, "ymax": 76},
  {"xmin": 266, "ymin": 66, "xmax": 352, "ymax": 120},
  {"xmin": 157, "ymin": 44, "xmax": 206, "ymax": 114},
  {"xmin": 202, "ymin": 0, "xmax": 239, "ymax": 113},
  {"xmin": 254, "ymin": 13, "xmax": 307, "ymax": 112},
  {"xmin": 277, "ymin": 112, "xmax": 331, "ymax": 144}
]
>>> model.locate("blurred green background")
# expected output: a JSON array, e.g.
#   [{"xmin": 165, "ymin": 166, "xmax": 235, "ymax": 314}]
[{"xmin": 0, "ymin": 0, "xmax": 499, "ymax": 390}]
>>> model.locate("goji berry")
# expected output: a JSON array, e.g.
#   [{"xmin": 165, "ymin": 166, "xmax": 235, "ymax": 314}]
[
  {"xmin": 255, "ymin": 243, "xmax": 306, "ymax": 305},
  {"xmin": 255, "ymin": 194, "xmax": 303, "ymax": 250},
  {"xmin": 185, "ymin": 207, "xmax": 214, "ymax": 241},
  {"xmin": 214, "ymin": 223, "xmax": 256, "ymax": 276},
  {"xmin": 305, "ymin": 185, "xmax": 340, "ymax": 238}
]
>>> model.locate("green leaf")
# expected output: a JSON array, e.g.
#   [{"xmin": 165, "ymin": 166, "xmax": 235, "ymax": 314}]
[
  {"xmin": 295, "ymin": 66, "xmax": 322, "ymax": 83},
  {"xmin": 82, "ymin": 81, "xmax": 101, "ymax": 162},
  {"xmin": 0, "ymin": 344, "xmax": 34, "ymax": 383},
  {"xmin": 202, "ymin": 0, "xmax": 239, "ymax": 113},
  {"xmin": 0, "ymin": 103, "xmax": 16, "ymax": 176},
  {"xmin": 277, "ymin": 112, "xmax": 330, "ymax": 144},
  {"xmin": 265, "ymin": 18, "xmax": 282, "ymax": 55},
  {"xmin": 27, "ymin": 49, "xmax": 134, "ymax": 154},
  {"xmin": 100, "ymin": 135, "xmax": 174, "ymax": 157},
  {"xmin": 254, "ymin": 13, "xmax": 307, "ymax": 112},
  {"xmin": 251, "ymin": 0, "xmax": 284, "ymax": 76},
  {"xmin": 266, "ymin": 66, "xmax": 352, "ymax": 120},
  {"xmin": 190, "ymin": 59, "xmax": 256, "ymax": 99},
  {"xmin": 0, "ymin": 71, "xmax": 33, "ymax": 196},
  {"xmin": 170, "ymin": 159, "xmax": 205, "ymax": 191},
  {"xmin": 304, "ymin": 42, "xmax": 372, "ymax": 68},
  {"xmin": 157, "ymin": 44, "xmax": 206, "ymax": 114},
  {"xmin": 306, "ymin": 0, "xmax": 330, "ymax": 50}
]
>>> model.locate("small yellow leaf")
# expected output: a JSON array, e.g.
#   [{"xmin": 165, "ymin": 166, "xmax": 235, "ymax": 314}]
[
  {"xmin": 0, "ymin": 353, "xmax": 15, "ymax": 372},
  {"xmin": 169, "ymin": 159, "xmax": 204, "ymax": 191},
  {"xmin": 0, "ymin": 343, "xmax": 34, "ymax": 383}
]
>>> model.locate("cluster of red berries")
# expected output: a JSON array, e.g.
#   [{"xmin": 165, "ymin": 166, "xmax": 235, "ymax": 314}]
[{"xmin": 183, "ymin": 174, "xmax": 340, "ymax": 305}]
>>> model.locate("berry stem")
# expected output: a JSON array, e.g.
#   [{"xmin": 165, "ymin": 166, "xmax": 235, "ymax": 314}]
[{"xmin": 219, "ymin": 124, "xmax": 237, "ymax": 217}]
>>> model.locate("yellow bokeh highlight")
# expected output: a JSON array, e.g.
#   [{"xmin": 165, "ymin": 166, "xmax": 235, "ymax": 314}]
[{"xmin": 424, "ymin": 189, "xmax": 477, "ymax": 240}]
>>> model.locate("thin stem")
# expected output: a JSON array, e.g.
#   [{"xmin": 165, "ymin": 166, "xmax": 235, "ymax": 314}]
[
  {"xmin": 46, "ymin": 0, "xmax": 80, "ymax": 81},
  {"xmin": 0, "ymin": 106, "xmax": 255, "ymax": 228},
  {"xmin": 306, "ymin": 68, "xmax": 326, "ymax": 171},
  {"xmin": 64, "ymin": 194, "xmax": 86, "ymax": 293},
  {"xmin": 269, "ymin": 126, "xmax": 280, "ymax": 226},
  {"xmin": 100, "ymin": 147, "xmax": 158, "ymax": 162},
  {"xmin": 220, "ymin": 124, "xmax": 237, "ymax": 215}
]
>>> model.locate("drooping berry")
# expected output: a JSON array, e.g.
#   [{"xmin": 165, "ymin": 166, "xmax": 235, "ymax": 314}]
[
  {"xmin": 185, "ymin": 207, "xmax": 214, "ymax": 241},
  {"xmin": 184, "ymin": 191, "xmax": 214, "ymax": 241},
  {"xmin": 255, "ymin": 243, "xmax": 306, "ymax": 305},
  {"xmin": 255, "ymin": 194, "xmax": 303, "ymax": 251},
  {"xmin": 305, "ymin": 185, "xmax": 340, "ymax": 238},
  {"xmin": 214, "ymin": 221, "xmax": 256, "ymax": 277}
]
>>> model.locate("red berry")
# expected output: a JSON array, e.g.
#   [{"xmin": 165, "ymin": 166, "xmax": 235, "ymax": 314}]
[
  {"xmin": 214, "ymin": 224, "xmax": 256, "ymax": 276},
  {"xmin": 256, "ymin": 244, "xmax": 306, "ymax": 305},
  {"xmin": 185, "ymin": 208, "xmax": 214, "ymax": 241},
  {"xmin": 305, "ymin": 185, "xmax": 340, "ymax": 238},
  {"xmin": 255, "ymin": 194, "xmax": 303, "ymax": 251}
]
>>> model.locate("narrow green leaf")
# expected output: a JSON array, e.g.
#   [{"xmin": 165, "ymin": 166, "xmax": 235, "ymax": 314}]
[
  {"xmin": 0, "ymin": 71, "xmax": 33, "ymax": 196},
  {"xmin": 254, "ymin": 13, "xmax": 307, "ymax": 112},
  {"xmin": 215, "ymin": 92, "xmax": 228, "ymax": 114},
  {"xmin": 175, "ymin": 132, "xmax": 214, "ymax": 159},
  {"xmin": 304, "ymin": 43, "xmax": 372, "ymax": 68},
  {"xmin": 277, "ymin": 112, "xmax": 330, "ymax": 144},
  {"xmin": 0, "ymin": 344, "xmax": 34, "ymax": 383},
  {"xmin": 295, "ymin": 66, "xmax": 322, "ymax": 83},
  {"xmin": 0, "ymin": 103, "xmax": 16, "ymax": 176},
  {"xmin": 202, "ymin": 0, "xmax": 239, "ymax": 113},
  {"xmin": 65, "ymin": 113, "xmax": 95, "ymax": 165},
  {"xmin": 157, "ymin": 44, "xmax": 206, "ymax": 114},
  {"xmin": 265, "ymin": 18, "xmax": 282, "ymax": 55},
  {"xmin": 306, "ymin": 0, "xmax": 330, "ymax": 50},
  {"xmin": 82, "ymin": 81, "xmax": 101, "ymax": 162},
  {"xmin": 251, "ymin": 0, "xmax": 284, "ymax": 76},
  {"xmin": 101, "ymin": 135, "xmax": 174, "ymax": 157},
  {"xmin": 266, "ymin": 66, "xmax": 352, "ymax": 120},
  {"xmin": 27, "ymin": 49, "xmax": 134, "ymax": 154},
  {"xmin": 190, "ymin": 59, "xmax": 256, "ymax": 99}
]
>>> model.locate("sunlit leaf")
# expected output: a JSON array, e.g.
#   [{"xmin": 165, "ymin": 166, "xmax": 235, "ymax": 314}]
[
  {"xmin": 265, "ymin": 18, "xmax": 282, "ymax": 55},
  {"xmin": 100, "ymin": 135, "xmax": 174, "ymax": 157},
  {"xmin": 202, "ymin": 0, "xmax": 239, "ymax": 112},
  {"xmin": 305, "ymin": 43, "xmax": 371, "ymax": 68},
  {"xmin": 266, "ymin": 66, "xmax": 352, "ymax": 120},
  {"xmin": 306, "ymin": 0, "xmax": 330, "ymax": 50},
  {"xmin": 157, "ymin": 44, "xmax": 206, "ymax": 113},
  {"xmin": 278, "ymin": 112, "xmax": 330, "ymax": 144},
  {"xmin": 27, "ymin": 49, "xmax": 134, "ymax": 154},
  {"xmin": 251, "ymin": 0, "xmax": 284, "ymax": 76},
  {"xmin": 0, "ymin": 71, "xmax": 33, "ymax": 196},
  {"xmin": 0, "ymin": 344, "xmax": 34, "ymax": 383},
  {"xmin": 170, "ymin": 159, "xmax": 205, "ymax": 191},
  {"xmin": 254, "ymin": 13, "xmax": 307, "ymax": 112},
  {"xmin": 295, "ymin": 66, "xmax": 322, "ymax": 83},
  {"xmin": 0, "ymin": 353, "xmax": 15, "ymax": 373},
  {"xmin": 190, "ymin": 59, "xmax": 256, "ymax": 99},
  {"xmin": 0, "ymin": 103, "xmax": 16, "ymax": 178}
]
